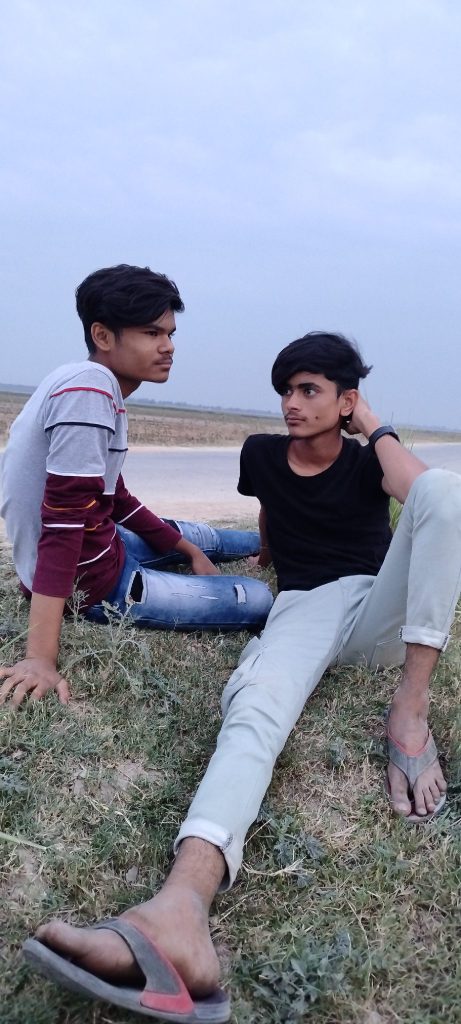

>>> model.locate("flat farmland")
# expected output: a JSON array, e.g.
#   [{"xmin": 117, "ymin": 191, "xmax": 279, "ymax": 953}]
[
  {"xmin": 0, "ymin": 392, "xmax": 286, "ymax": 447},
  {"xmin": 3, "ymin": 391, "xmax": 461, "ymax": 448}
]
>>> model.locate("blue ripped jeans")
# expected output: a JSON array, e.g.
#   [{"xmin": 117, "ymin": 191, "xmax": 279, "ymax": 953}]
[{"xmin": 85, "ymin": 521, "xmax": 273, "ymax": 631}]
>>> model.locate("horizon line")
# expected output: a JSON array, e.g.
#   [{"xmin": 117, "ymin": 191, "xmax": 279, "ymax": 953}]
[{"xmin": 1, "ymin": 382, "xmax": 460, "ymax": 434}]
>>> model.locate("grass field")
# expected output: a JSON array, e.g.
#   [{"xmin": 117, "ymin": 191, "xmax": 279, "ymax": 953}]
[
  {"xmin": 2, "ymin": 391, "xmax": 461, "ymax": 448},
  {"xmin": 2, "ymin": 514, "xmax": 461, "ymax": 1024}
]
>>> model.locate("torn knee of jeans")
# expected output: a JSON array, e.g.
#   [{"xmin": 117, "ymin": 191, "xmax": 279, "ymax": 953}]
[
  {"xmin": 234, "ymin": 583, "xmax": 247, "ymax": 604},
  {"xmin": 129, "ymin": 570, "xmax": 144, "ymax": 603}
]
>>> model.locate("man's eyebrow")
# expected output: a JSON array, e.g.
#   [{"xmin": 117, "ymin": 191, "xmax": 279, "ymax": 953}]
[{"xmin": 143, "ymin": 324, "xmax": 176, "ymax": 333}]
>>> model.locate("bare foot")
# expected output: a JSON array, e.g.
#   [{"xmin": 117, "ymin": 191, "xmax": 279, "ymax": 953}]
[
  {"xmin": 36, "ymin": 885, "xmax": 220, "ymax": 998},
  {"xmin": 387, "ymin": 692, "xmax": 447, "ymax": 819}
]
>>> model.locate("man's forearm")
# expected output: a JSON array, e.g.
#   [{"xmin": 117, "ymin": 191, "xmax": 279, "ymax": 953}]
[
  {"xmin": 173, "ymin": 536, "xmax": 220, "ymax": 575},
  {"xmin": 174, "ymin": 536, "xmax": 199, "ymax": 560},
  {"xmin": 27, "ymin": 593, "xmax": 66, "ymax": 663},
  {"xmin": 374, "ymin": 434, "xmax": 427, "ymax": 503},
  {"xmin": 113, "ymin": 474, "xmax": 181, "ymax": 554},
  {"xmin": 352, "ymin": 407, "xmax": 428, "ymax": 504}
]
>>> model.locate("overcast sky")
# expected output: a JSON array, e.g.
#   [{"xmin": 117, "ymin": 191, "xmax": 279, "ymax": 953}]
[{"xmin": 1, "ymin": 0, "xmax": 460, "ymax": 426}]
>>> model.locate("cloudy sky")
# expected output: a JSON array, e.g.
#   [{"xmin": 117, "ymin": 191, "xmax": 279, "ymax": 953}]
[{"xmin": 1, "ymin": 0, "xmax": 460, "ymax": 426}]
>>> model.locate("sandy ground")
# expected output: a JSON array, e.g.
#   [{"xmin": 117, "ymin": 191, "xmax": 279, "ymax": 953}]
[
  {"xmin": 122, "ymin": 443, "xmax": 461, "ymax": 520},
  {"xmin": 121, "ymin": 446, "xmax": 259, "ymax": 522},
  {"xmin": 1, "ymin": 442, "xmax": 461, "ymax": 543},
  {"xmin": 0, "ymin": 446, "xmax": 259, "ymax": 543}
]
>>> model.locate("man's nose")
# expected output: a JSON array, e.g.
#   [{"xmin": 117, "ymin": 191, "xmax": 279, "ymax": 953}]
[{"xmin": 161, "ymin": 337, "xmax": 175, "ymax": 354}]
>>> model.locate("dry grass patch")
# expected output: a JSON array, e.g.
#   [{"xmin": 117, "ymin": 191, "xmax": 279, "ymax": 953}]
[
  {"xmin": 5, "ymin": 390, "xmax": 461, "ymax": 450},
  {"xmin": 0, "ymin": 392, "xmax": 287, "ymax": 448}
]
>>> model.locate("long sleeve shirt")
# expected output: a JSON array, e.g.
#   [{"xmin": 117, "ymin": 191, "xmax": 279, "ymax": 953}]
[{"xmin": 1, "ymin": 361, "xmax": 180, "ymax": 608}]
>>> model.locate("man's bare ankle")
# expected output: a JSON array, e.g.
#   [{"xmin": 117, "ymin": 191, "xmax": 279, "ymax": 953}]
[
  {"xmin": 397, "ymin": 642, "xmax": 440, "ymax": 697},
  {"xmin": 391, "ymin": 684, "xmax": 429, "ymax": 713},
  {"xmin": 165, "ymin": 837, "xmax": 226, "ymax": 907}
]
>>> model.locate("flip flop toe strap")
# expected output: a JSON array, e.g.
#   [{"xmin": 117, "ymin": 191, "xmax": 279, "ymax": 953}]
[
  {"xmin": 92, "ymin": 919, "xmax": 195, "ymax": 1015},
  {"xmin": 387, "ymin": 730, "xmax": 438, "ymax": 790}
]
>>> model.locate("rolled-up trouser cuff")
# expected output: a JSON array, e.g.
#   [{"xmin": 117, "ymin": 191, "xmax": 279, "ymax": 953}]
[
  {"xmin": 174, "ymin": 817, "xmax": 241, "ymax": 891},
  {"xmin": 399, "ymin": 626, "xmax": 450, "ymax": 652}
]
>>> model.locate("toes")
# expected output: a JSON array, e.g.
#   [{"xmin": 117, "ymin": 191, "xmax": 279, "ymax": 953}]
[
  {"xmin": 435, "ymin": 772, "xmax": 448, "ymax": 794},
  {"xmin": 412, "ymin": 762, "xmax": 447, "ymax": 817},
  {"xmin": 36, "ymin": 921, "xmax": 101, "ymax": 963},
  {"xmin": 34, "ymin": 920, "xmax": 139, "ymax": 981},
  {"xmin": 414, "ymin": 791, "xmax": 434, "ymax": 816},
  {"xmin": 428, "ymin": 780, "xmax": 442, "ymax": 803},
  {"xmin": 387, "ymin": 765, "xmax": 411, "ymax": 815},
  {"xmin": 36, "ymin": 921, "xmax": 81, "ymax": 954},
  {"xmin": 413, "ymin": 779, "xmax": 445, "ymax": 817},
  {"xmin": 391, "ymin": 795, "xmax": 412, "ymax": 815},
  {"xmin": 388, "ymin": 752, "xmax": 447, "ymax": 820}
]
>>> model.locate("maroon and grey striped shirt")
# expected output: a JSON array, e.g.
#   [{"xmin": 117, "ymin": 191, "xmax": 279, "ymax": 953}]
[{"xmin": 1, "ymin": 361, "xmax": 180, "ymax": 608}]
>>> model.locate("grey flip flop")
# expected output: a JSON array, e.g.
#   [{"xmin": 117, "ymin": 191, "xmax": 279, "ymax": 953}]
[
  {"xmin": 385, "ymin": 708, "xmax": 447, "ymax": 823},
  {"xmin": 23, "ymin": 918, "xmax": 230, "ymax": 1022}
]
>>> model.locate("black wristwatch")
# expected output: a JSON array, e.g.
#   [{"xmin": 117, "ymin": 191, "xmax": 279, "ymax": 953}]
[{"xmin": 368, "ymin": 425, "xmax": 400, "ymax": 450}]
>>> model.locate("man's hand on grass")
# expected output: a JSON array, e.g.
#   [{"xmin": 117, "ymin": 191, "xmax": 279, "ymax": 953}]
[
  {"xmin": 0, "ymin": 592, "xmax": 69, "ymax": 706},
  {"xmin": 0, "ymin": 657, "xmax": 70, "ymax": 707},
  {"xmin": 248, "ymin": 547, "xmax": 272, "ymax": 569},
  {"xmin": 174, "ymin": 536, "xmax": 221, "ymax": 576}
]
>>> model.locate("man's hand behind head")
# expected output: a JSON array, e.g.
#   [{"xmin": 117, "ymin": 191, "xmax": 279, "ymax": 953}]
[{"xmin": 344, "ymin": 393, "xmax": 381, "ymax": 440}]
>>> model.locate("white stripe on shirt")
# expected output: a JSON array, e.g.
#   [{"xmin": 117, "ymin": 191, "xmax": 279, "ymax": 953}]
[
  {"xmin": 44, "ymin": 523, "xmax": 85, "ymax": 528},
  {"xmin": 77, "ymin": 529, "xmax": 117, "ymax": 566},
  {"xmin": 117, "ymin": 504, "xmax": 145, "ymax": 524}
]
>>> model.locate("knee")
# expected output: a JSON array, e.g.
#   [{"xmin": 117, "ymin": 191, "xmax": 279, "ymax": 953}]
[
  {"xmin": 244, "ymin": 578, "xmax": 274, "ymax": 618},
  {"xmin": 411, "ymin": 468, "xmax": 461, "ymax": 520}
]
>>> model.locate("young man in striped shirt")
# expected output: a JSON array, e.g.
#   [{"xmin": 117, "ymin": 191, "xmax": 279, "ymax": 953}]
[{"xmin": 0, "ymin": 264, "xmax": 272, "ymax": 706}]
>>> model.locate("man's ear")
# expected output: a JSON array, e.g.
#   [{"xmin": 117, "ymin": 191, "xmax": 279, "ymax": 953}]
[
  {"xmin": 339, "ymin": 389, "xmax": 358, "ymax": 420},
  {"xmin": 91, "ymin": 322, "xmax": 116, "ymax": 353}
]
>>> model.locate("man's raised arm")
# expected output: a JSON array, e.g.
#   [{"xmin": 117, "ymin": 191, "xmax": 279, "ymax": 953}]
[{"xmin": 348, "ymin": 395, "xmax": 428, "ymax": 504}]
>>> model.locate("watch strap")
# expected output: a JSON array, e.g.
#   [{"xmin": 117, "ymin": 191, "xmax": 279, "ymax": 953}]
[{"xmin": 368, "ymin": 425, "xmax": 400, "ymax": 449}]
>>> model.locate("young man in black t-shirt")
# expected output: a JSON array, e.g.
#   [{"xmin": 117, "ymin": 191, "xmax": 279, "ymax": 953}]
[{"xmin": 26, "ymin": 333, "xmax": 461, "ymax": 1018}]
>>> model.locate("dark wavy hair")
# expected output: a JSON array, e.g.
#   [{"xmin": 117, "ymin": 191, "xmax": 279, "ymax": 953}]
[
  {"xmin": 271, "ymin": 331, "xmax": 371, "ymax": 396},
  {"xmin": 76, "ymin": 264, "xmax": 184, "ymax": 353}
]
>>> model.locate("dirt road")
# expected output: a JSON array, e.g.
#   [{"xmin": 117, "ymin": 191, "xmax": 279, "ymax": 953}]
[
  {"xmin": 120, "ymin": 442, "xmax": 461, "ymax": 522},
  {"xmin": 2, "ymin": 443, "xmax": 461, "ymax": 541}
]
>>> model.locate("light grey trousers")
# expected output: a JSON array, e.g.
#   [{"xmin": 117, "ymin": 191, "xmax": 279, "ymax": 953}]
[{"xmin": 175, "ymin": 469, "xmax": 461, "ymax": 887}]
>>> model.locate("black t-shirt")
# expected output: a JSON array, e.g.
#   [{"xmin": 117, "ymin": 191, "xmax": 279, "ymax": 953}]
[{"xmin": 238, "ymin": 434, "xmax": 392, "ymax": 592}]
